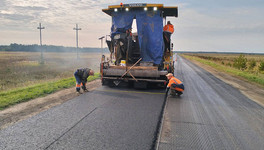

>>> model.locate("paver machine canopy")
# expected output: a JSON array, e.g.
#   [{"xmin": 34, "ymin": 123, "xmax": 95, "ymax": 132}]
[
  {"xmin": 101, "ymin": 3, "xmax": 178, "ymax": 87},
  {"xmin": 103, "ymin": 3, "xmax": 178, "ymax": 65}
]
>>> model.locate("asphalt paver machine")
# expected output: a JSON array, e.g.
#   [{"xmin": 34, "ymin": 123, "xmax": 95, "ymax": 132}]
[{"xmin": 101, "ymin": 3, "xmax": 178, "ymax": 88}]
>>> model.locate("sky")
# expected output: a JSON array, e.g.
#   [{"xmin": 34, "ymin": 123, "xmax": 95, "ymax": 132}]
[{"xmin": 0, "ymin": 0, "xmax": 264, "ymax": 53}]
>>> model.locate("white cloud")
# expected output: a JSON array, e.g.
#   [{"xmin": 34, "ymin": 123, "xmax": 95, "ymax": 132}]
[
  {"xmin": 0, "ymin": 0, "xmax": 264, "ymax": 52},
  {"xmin": 171, "ymin": 2, "xmax": 264, "ymax": 52},
  {"xmin": 0, "ymin": 10, "xmax": 14, "ymax": 14},
  {"xmin": 0, "ymin": 0, "xmax": 120, "ymax": 47}
]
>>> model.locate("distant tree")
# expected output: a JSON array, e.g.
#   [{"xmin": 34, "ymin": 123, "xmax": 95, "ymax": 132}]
[
  {"xmin": 233, "ymin": 54, "xmax": 247, "ymax": 70},
  {"xmin": 248, "ymin": 59, "xmax": 256, "ymax": 70},
  {"xmin": 259, "ymin": 61, "xmax": 264, "ymax": 71},
  {"xmin": 0, "ymin": 43, "xmax": 105, "ymax": 53}
]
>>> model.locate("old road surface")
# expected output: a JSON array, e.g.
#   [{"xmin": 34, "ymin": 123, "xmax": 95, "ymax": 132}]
[
  {"xmin": 157, "ymin": 55, "xmax": 264, "ymax": 150},
  {"xmin": 0, "ymin": 55, "xmax": 263, "ymax": 150}
]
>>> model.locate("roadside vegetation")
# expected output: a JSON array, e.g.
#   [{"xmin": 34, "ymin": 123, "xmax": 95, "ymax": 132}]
[
  {"xmin": 0, "ymin": 43, "xmax": 105, "ymax": 53},
  {"xmin": 181, "ymin": 53, "xmax": 264, "ymax": 87},
  {"xmin": 0, "ymin": 74, "xmax": 99, "ymax": 110},
  {"xmin": 0, "ymin": 51, "xmax": 102, "ymax": 110}
]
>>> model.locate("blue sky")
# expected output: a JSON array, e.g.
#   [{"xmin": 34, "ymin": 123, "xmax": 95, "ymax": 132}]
[{"xmin": 0, "ymin": 0, "xmax": 263, "ymax": 53}]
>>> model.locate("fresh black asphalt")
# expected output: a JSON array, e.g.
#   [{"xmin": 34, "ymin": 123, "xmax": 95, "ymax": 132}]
[{"xmin": 0, "ymin": 86, "xmax": 165, "ymax": 150}]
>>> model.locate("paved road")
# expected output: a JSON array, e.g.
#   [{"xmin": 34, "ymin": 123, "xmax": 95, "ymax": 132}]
[
  {"xmin": 0, "ymin": 86, "xmax": 166, "ymax": 150},
  {"xmin": 158, "ymin": 55, "xmax": 264, "ymax": 150},
  {"xmin": 1, "ymin": 55, "xmax": 263, "ymax": 150}
]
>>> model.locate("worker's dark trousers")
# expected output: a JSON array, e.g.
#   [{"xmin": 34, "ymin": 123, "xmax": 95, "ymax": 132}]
[
  {"xmin": 74, "ymin": 71, "xmax": 86, "ymax": 92},
  {"xmin": 74, "ymin": 71, "xmax": 81, "ymax": 92},
  {"xmin": 170, "ymin": 84, "xmax": 184, "ymax": 95},
  {"xmin": 163, "ymin": 32, "xmax": 172, "ymax": 51},
  {"xmin": 171, "ymin": 83, "xmax": 184, "ymax": 90}
]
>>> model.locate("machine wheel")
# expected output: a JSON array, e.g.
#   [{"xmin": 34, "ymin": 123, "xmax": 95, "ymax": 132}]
[
  {"xmin": 102, "ymin": 79, "xmax": 115, "ymax": 86},
  {"xmin": 102, "ymin": 78, "xmax": 107, "ymax": 85},
  {"xmin": 133, "ymin": 81, "xmax": 148, "ymax": 89}
]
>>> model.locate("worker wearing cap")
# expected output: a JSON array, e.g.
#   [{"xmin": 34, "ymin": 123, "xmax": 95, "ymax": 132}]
[
  {"xmin": 165, "ymin": 73, "xmax": 184, "ymax": 97},
  {"xmin": 163, "ymin": 21, "xmax": 174, "ymax": 51},
  {"xmin": 74, "ymin": 68, "xmax": 94, "ymax": 93}
]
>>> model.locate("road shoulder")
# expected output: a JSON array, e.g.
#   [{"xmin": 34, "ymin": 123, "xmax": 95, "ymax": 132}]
[
  {"xmin": 184, "ymin": 58, "xmax": 264, "ymax": 107},
  {"xmin": 0, "ymin": 79, "xmax": 101, "ymax": 130}
]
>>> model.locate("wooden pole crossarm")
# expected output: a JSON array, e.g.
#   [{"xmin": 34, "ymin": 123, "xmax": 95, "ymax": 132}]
[{"xmin": 121, "ymin": 58, "xmax": 142, "ymax": 78}]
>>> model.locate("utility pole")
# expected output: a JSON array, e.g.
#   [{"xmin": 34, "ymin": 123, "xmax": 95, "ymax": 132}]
[
  {"xmin": 73, "ymin": 24, "xmax": 81, "ymax": 59},
  {"xmin": 37, "ymin": 23, "xmax": 45, "ymax": 64},
  {"xmin": 99, "ymin": 36, "xmax": 105, "ymax": 55}
]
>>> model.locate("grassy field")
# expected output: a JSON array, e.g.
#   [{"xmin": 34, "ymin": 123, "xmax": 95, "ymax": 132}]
[
  {"xmin": 181, "ymin": 53, "xmax": 264, "ymax": 72},
  {"xmin": 181, "ymin": 53, "xmax": 264, "ymax": 87},
  {"xmin": 0, "ymin": 51, "xmax": 103, "ymax": 92},
  {"xmin": 0, "ymin": 51, "xmax": 104, "ymax": 109}
]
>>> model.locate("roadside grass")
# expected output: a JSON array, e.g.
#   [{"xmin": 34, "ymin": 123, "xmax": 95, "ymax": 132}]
[
  {"xmin": 182, "ymin": 54, "xmax": 264, "ymax": 87},
  {"xmin": 0, "ymin": 73, "xmax": 100, "ymax": 110},
  {"xmin": 0, "ymin": 51, "xmax": 102, "ymax": 92}
]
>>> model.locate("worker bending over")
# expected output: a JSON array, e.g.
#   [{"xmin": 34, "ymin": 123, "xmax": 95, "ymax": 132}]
[
  {"xmin": 74, "ymin": 68, "xmax": 94, "ymax": 93},
  {"xmin": 166, "ymin": 73, "xmax": 184, "ymax": 97},
  {"xmin": 163, "ymin": 21, "xmax": 174, "ymax": 51}
]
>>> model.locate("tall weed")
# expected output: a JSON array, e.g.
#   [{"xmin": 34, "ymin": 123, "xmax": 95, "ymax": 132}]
[
  {"xmin": 233, "ymin": 54, "xmax": 247, "ymax": 70},
  {"xmin": 259, "ymin": 61, "xmax": 264, "ymax": 71}
]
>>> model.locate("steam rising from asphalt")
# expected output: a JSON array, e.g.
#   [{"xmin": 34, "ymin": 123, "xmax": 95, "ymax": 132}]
[
  {"xmin": 42, "ymin": 51, "xmax": 102, "ymax": 73},
  {"xmin": 0, "ymin": 50, "xmax": 104, "ymax": 91}
]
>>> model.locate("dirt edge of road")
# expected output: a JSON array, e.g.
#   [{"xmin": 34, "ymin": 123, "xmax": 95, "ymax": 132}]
[
  {"xmin": 185, "ymin": 58, "xmax": 264, "ymax": 107},
  {"xmin": 0, "ymin": 79, "xmax": 102, "ymax": 130}
]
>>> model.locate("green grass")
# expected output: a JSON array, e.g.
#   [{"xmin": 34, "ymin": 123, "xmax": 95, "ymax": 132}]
[
  {"xmin": 182, "ymin": 54, "xmax": 264, "ymax": 87},
  {"xmin": 0, "ymin": 73, "xmax": 100, "ymax": 110}
]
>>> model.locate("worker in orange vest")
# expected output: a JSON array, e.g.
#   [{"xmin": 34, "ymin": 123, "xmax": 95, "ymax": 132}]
[
  {"xmin": 165, "ymin": 73, "xmax": 184, "ymax": 97},
  {"xmin": 74, "ymin": 68, "xmax": 94, "ymax": 93},
  {"xmin": 163, "ymin": 21, "xmax": 174, "ymax": 51}
]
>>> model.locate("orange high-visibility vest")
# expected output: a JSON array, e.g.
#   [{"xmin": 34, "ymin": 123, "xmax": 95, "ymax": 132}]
[
  {"xmin": 168, "ymin": 76, "xmax": 184, "ymax": 92},
  {"xmin": 163, "ymin": 24, "xmax": 174, "ymax": 34}
]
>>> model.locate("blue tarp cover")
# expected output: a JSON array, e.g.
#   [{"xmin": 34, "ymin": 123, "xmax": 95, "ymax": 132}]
[{"xmin": 111, "ymin": 10, "xmax": 164, "ymax": 65}]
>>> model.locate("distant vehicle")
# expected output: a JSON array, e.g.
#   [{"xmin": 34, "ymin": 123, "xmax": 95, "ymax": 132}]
[{"xmin": 101, "ymin": 3, "xmax": 178, "ymax": 88}]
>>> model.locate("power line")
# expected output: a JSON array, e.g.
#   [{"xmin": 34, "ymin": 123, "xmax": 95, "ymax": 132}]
[
  {"xmin": 37, "ymin": 23, "xmax": 45, "ymax": 63},
  {"xmin": 98, "ymin": 36, "xmax": 105, "ymax": 55},
  {"xmin": 73, "ymin": 24, "xmax": 81, "ymax": 59}
]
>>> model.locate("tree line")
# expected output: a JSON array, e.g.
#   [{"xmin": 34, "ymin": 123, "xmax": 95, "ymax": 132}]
[{"xmin": 0, "ymin": 43, "xmax": 108, "ymax": 53}]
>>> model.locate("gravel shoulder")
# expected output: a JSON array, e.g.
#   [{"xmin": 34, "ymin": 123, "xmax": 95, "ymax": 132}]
[
  {"xmin": 0, "ymin": 79, "xmax": 101, "ymax": 130},
  {"xmin": 186, "ymin": 58, "xmax": 264, "ymax": 107}
]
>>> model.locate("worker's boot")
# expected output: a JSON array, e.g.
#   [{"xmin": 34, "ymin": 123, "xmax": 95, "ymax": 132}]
[
  {"xmin": 169, "ymin": 89, "xmax": 177, "ymax": 98},
  {"xmin": 82, "ymin": 85, "xmax": 89, "ymax": 92},
  {"xmin": 176, "ymin": 91, "xmax": 183, "ymax": 97},
  {"xmin": 76, "ymin": 88, "xmax": 81, "ymax": 94}
]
